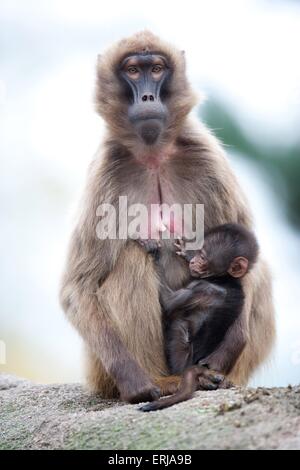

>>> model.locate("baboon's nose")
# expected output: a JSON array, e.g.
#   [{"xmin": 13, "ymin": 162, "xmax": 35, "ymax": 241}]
[{"xmin": 142, "ymin": 94, "xmax": 155, "ymax": 102}]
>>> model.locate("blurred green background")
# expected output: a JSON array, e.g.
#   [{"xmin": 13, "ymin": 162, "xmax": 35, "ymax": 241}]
[{"xmin": 202, "ymin": 98, "xmax": 300, "ymax": 228}]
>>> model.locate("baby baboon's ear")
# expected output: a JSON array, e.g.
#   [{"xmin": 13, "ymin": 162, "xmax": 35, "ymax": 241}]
[{"xmin": 228, "ymin": 257, "xmax": 249, "ymax": 278}]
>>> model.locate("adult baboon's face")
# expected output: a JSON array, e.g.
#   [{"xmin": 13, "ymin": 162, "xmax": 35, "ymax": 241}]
[
  {"xmin": 119, "ymin": 53, "xmax": 171, "ymax": 145},
  {"xmin": 96, "ymin": 32, "xmax": 197, "ymax": 143}
]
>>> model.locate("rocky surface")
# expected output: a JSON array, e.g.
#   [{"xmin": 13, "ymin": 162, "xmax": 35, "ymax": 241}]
[{"xmin": 0, "ymin": 374, "xmax": 300, "ymax": 450}]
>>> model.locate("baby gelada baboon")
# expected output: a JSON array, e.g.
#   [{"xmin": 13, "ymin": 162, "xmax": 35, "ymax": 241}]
[{"xmin": 137, "ymin": 223, "xmax": 259, "ymax": 411}]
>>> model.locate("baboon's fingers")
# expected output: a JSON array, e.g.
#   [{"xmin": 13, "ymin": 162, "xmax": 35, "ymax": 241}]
[
  {"xmin": 197, "ymin": 366, "xmax": 232, "ymax": 389},
  {"xmin": 197, "ymin": 376, "xmax": 219, "ymax": 391},
  {"xmin": 218, "ymin": 378, "xmax": 234, "ymax": 389},
  {"xmin": 139, "ymin": 402, "xmax": 160, "ymax": 412},
  {"xmin": 174, "ymin": 238, "xmax": 185, "ymax": 249},
  {"xmin": 200, "ymin": 368, "xmax": 225, "ymax": 385}
]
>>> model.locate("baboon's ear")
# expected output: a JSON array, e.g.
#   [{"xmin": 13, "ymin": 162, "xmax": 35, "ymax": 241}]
[
  {"xmin": 181, "ymin": 50, "xmax": 185, "ymax": 56},
  {"xmin": 228, "ymin": 257, "xmax": 249, "ymax": 278},
  {"xmin": 97, "ymin": 54, "xmax": 102, "ymax": 66}
]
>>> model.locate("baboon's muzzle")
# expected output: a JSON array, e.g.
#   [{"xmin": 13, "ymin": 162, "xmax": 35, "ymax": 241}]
[{"xmin": 127, "ymin": 67, "xmax": 168, "ymax": 145}]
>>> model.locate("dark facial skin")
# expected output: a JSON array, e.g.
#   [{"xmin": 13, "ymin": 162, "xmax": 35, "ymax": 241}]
[
  {"xmin": 119, "ymin": 53, "xmax": 171, "ymax": 145},
  {"xmin": 137, "ymin": 223, "xmax": 259, "ymax": 411}
]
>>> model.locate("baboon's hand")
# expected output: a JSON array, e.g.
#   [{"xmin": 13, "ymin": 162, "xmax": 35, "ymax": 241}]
[
  {"xmin": 196, "ymin": 366, "xmax": 233, "ymax": 390},
  {"xmin": 120, "ymin": 381, "xmax": 160, "ymax": 404},
  {"xmin": 218, "ymin": 377, "xmax": 234, "ymax": 389},
  {"xmin": 136, "ymin": 239, "xmax": 161, "ymax": 255},
  {"xmin": 174, "ymin": 238, "xmax": 186, "ymax": 257}
]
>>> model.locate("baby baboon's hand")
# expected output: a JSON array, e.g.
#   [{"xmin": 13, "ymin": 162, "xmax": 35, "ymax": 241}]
[
  {"xmin": 154, "ymin": 376, "xmax": 181, "ymax": 396},
  {"xmin": 174, "ymin": 238, "xmax": 187, "ymax": 257}
]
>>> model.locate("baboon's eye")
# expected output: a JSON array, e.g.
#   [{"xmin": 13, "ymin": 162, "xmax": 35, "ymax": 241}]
[
  {"xmin": 126, "ymin": 66, "xmax": 139, "ymax": 78},
  {"xmin": 151, "ymin": 64, "xmax": 165, "ymax": 81}
]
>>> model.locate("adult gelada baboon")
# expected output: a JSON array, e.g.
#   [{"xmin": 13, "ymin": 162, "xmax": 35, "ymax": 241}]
[{"xmin": 60, "ymin": 31, "xmax": 275, "ymax": 403}]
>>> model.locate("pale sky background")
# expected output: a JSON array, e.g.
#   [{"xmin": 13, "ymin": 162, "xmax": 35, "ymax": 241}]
[{"xmin": 1, "ymin": 0, "xmax": 300, "ymax": 386}]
